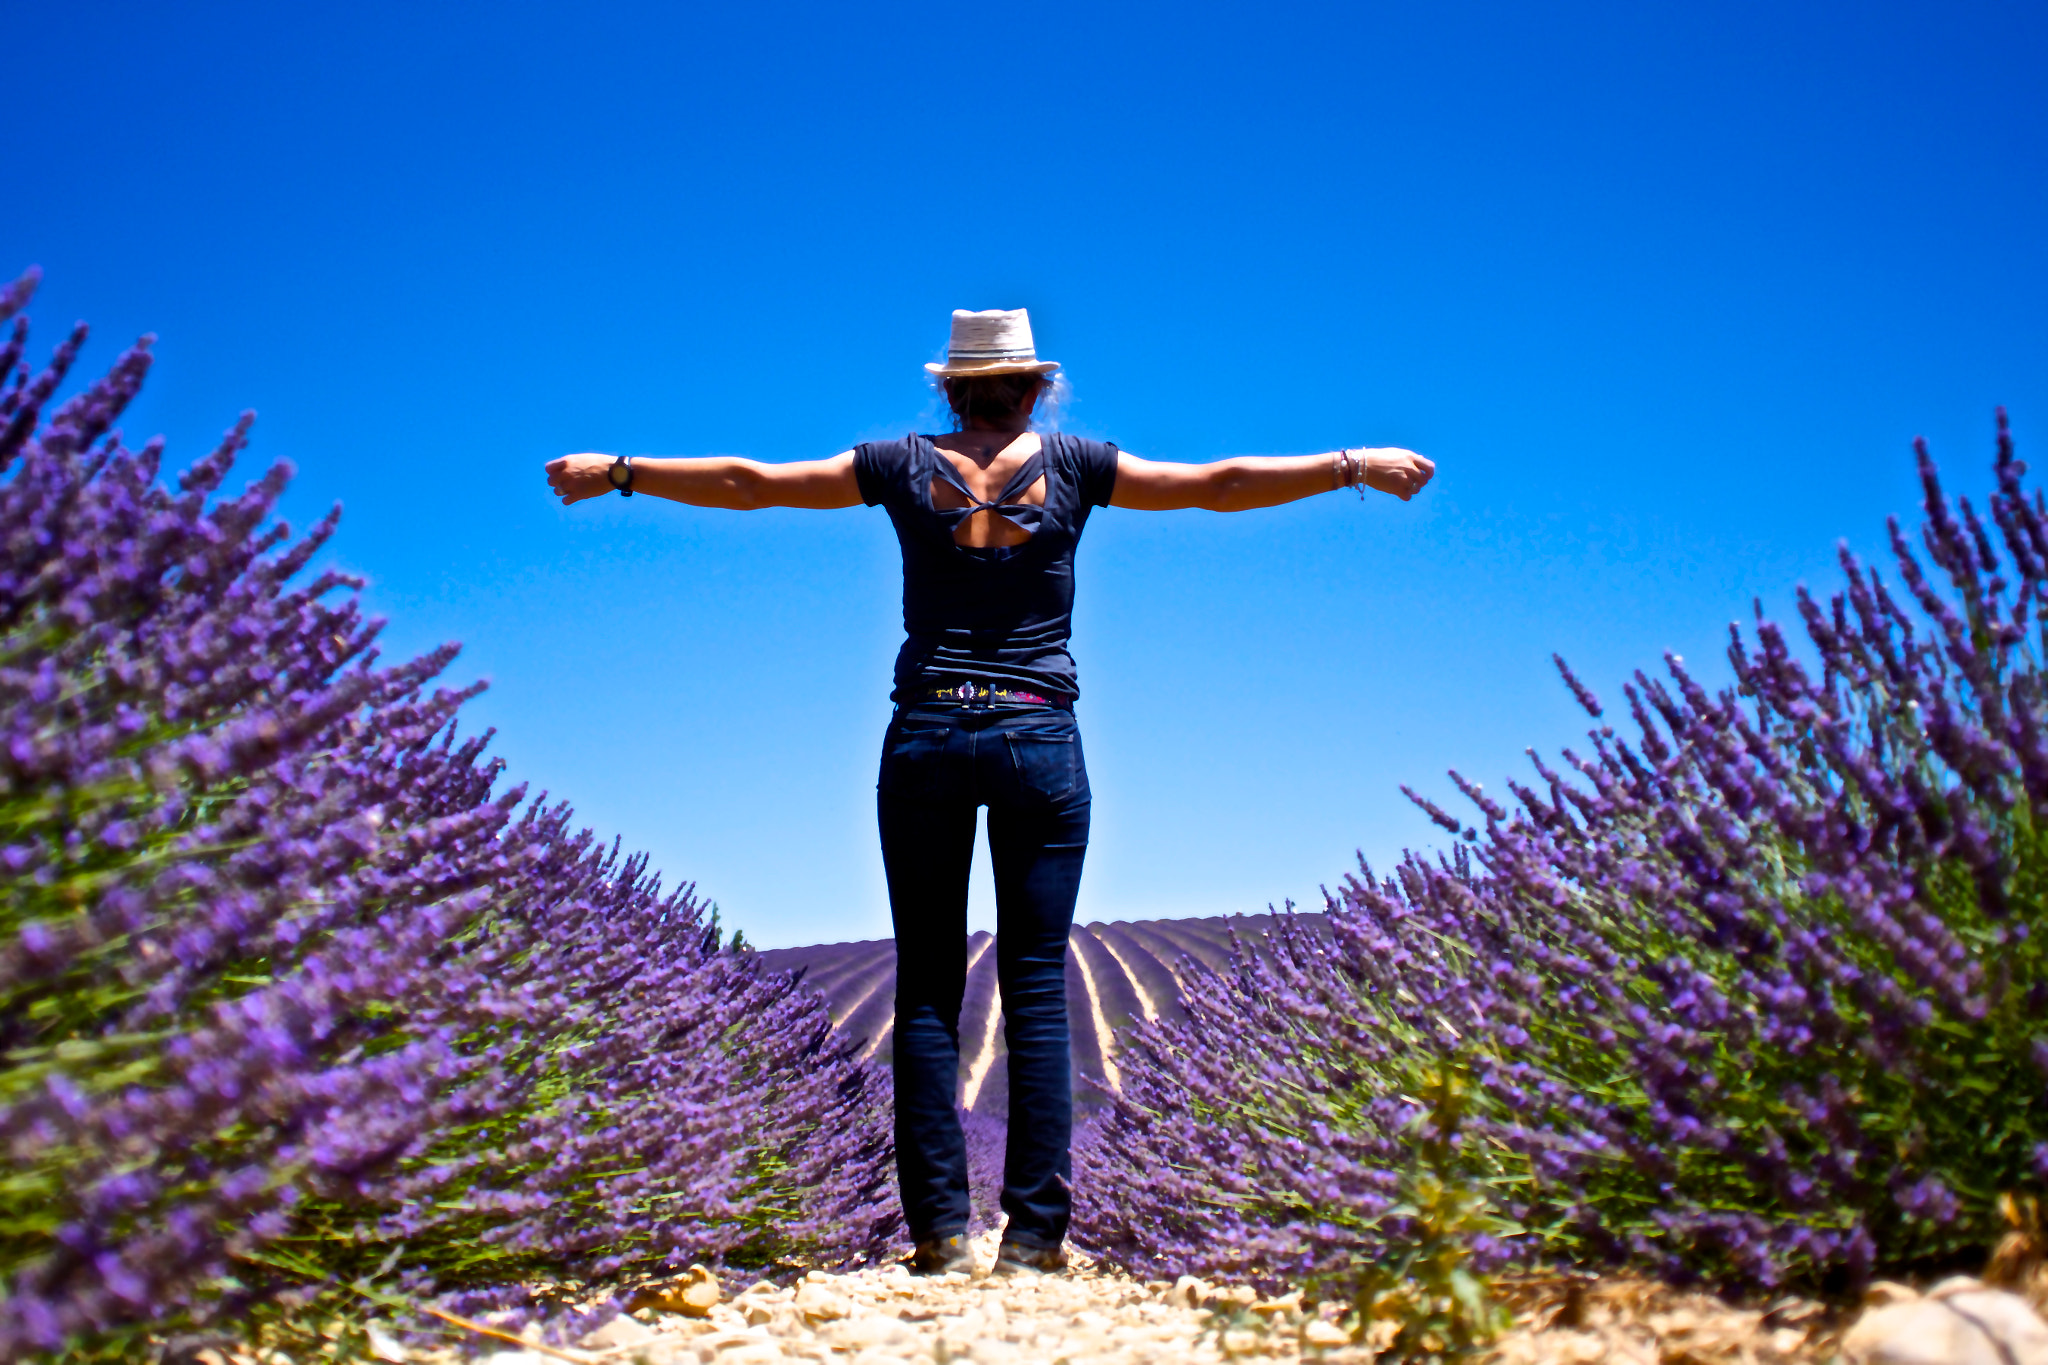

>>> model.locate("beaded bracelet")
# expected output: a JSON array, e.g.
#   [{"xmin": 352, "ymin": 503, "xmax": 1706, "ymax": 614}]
[{"xmin": 1336, "ymin": 448, "xmax": 1367, "ymax": 499}]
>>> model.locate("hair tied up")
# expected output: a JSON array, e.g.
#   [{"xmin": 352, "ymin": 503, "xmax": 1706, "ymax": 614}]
[{"xmin": 942, "ymin": 373, "xmax": 1050, "ymax": 429}]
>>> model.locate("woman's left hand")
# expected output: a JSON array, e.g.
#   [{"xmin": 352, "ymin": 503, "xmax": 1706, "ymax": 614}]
[{"xmin": 546, "ymin": 452, "xmax": 618, "ymax": 505}]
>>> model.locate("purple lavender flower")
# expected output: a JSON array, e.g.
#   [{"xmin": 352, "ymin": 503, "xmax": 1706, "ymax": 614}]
[
  {"xmin": 1078, "ymin": 411, "xmax": 2048, "ymax": 1295},
  {"xmin": 0, "ymin": 270, "xmax": 898, "ymax": 1357}
]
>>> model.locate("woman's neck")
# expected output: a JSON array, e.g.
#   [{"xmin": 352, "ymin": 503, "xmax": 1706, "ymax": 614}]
[{"xmin": 939, "ymin": 422, "xmax": 1036, "ymax": 468}]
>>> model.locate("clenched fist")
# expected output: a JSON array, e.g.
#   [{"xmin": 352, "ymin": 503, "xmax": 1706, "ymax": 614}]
[
  {"xmin": 1361, "ymin": 448, "xmax": 1435, "ymax": 502},
  {"xmin": 545, "ymin": 452, "xmax": 618, "ymax": 505}
]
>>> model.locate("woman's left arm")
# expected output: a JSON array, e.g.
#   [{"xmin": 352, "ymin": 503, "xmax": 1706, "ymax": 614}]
[{"xmin": 1109, "ymin": 448, "xmax": 1434, "ymax": 512}]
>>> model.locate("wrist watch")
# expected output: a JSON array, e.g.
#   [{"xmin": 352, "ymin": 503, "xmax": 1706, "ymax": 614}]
[{"xmin": 607, "ymin": 454, "xmax": 634, "ymax": 497}]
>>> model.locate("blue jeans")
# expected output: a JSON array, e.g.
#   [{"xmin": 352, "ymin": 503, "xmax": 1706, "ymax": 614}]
[{"xmin": 877, "ymin": 702, "xmax": 1091, "ymax": 1248}]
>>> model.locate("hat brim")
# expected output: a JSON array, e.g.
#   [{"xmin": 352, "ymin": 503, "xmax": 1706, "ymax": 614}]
[{"xmin": 925, "ymin": 359, "xmax": 1060, "ymax": 377}]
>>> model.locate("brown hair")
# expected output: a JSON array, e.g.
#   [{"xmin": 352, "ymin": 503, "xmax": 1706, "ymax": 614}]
[{"xmin": 942, "ymin": 372, "xmax": 1047, "ymax": 428}]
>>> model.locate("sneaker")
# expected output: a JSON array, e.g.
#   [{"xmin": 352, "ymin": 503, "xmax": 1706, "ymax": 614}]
[
  {"xmin": 907, "ymin": 1232, "xmax": 975, "ymax": 1277},
  {"xmin": 992, "ymin": 1239, "xmax": 1068, "ymax": 1276}
]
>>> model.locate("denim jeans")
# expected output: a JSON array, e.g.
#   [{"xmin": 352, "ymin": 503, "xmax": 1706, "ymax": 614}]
[{"xmin": 877, "ymin": 701, "xmax": 1091, "ymax": 1248}]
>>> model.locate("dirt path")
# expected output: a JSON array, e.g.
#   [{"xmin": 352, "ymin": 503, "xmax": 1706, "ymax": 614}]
[
  {"xmin": 481, "ymin": 1233, "xmax": 1836, "ymax": 1365},
  {"xmin": 548, "ymin": 1232, "xmax": 1274, "ymax": 1365}
]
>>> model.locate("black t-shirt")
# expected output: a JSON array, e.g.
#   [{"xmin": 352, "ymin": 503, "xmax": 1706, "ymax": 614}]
[{"xmin": 855, "ymin": 432, "xmax": 1119, "ymax": 703}]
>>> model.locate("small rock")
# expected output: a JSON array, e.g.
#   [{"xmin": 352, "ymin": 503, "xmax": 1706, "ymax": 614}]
[
  {"xmin": 1763, "ymin": 1295, "xmax": 1827, "ymax": 1329},
  {"xmin": 793, "ymin": 1281, "xmax": 851, "ymax": 1322},
  {"xmin": 713, "ymin": 1346, "xmax": 785, "ymax": 1365},
  {"xmin": 583, "ymin": 1314, "xmax": 658, "ymax": 1350},
  {"xmin": 1655, "ymin": 1308, "xmax": 1701, "ymax": 1335},
  {"xmin": 1564, "ymin": 1333, "xmax": 1605, "ymax": 1363},
  {"xmin": 639, "ymin": 1343, "xmax": 701, "ymax": 1365},
  {"xmin": 830, "ymin": 1318, "xmax": 912, "ymax": 1350},
  {"xmin": 1211, "ymin": 1284, "xmax": 1259, "ymax": 1312},
  {"xmin": 1170, "ymin": 1275, "xmax": 1209, "ymax": 1310},
  {"xmin": 1252, "ymin": 1291, "xmax": 1303, "ymax": 1317},
  {"xmin": 1941, "ymin": 1288, "xmax": 2048, "ymax": 1363},
  {"xmin": 630, "ymin": 1265, "xmax": 724, "ymax": 1318},
  {"xmin": 1867, "ymin": 1281, "xmax": 1924, "ymax": 1307},
  {"xmin": 1221, "ymin": 1326, "xmax": 1265, "ymax": 1353},
  {"xmin": 1769, "ymin": 1327, "xmax": 1809, "ymax": 1356},
  {"xmin": 1302, "ymin": 1319, "xmax": 1351, "ymax": 1348},
  {"xmin": 1843, "ymin": 1288, "xmax": 2048, "ymax": 1365},
  {"xmin": 366, "ymin": 1326, "xmax": 410, "ymax": 1363},
  {"xmin": 695, "ymin": 1330, "xmax": 780, "ymax": 1358}
]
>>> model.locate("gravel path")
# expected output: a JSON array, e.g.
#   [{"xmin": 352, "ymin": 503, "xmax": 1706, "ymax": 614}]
[
  {"xmin": 549, "ymin": 1232, "xmax": 1302, "ymax": 1365},
  {"xmin": 473, "ymin": 1233, "xmax": 1838, "ymax": 1365}
]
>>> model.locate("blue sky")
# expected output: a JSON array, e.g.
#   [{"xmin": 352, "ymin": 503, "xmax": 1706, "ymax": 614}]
[{"xmin": 6, "ymin": 0, "xmax": 2044, "ymax": 948}]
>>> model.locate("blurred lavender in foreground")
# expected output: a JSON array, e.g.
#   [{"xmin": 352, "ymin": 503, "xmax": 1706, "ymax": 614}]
[
  {"xmin": 1079, "ymin": 413, "xmax": 2048, "ymax": 1298},
  {"xmin": 0, "ymin": 270, "xmax": 897, "ymax": 1358}
]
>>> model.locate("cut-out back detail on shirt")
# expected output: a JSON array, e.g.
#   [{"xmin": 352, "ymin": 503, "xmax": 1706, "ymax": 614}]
[
  {"xmin": 853, "ymin": 433, "xmax": 1120, "ymax": 704},
  {"xmin": 929, "ymin": 449, "xmax": 1047, "ymax": 546}
]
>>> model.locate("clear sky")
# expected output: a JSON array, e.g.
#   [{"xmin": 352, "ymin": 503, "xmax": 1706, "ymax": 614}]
[{"xmin": 6, "ymin": 1, "xmax": 2044, "ymax": 948}]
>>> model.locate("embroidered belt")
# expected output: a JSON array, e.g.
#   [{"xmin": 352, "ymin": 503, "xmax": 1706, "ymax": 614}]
[{"xmin": 918, "ymin": 681, "xmax": 1062, "ymax": 707}]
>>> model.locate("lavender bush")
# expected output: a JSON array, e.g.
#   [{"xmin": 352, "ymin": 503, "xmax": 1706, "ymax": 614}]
[
  {"xmin": 1079, "ymin": 413, "xmax": 2048, "ymax": 1298},
  {"xmin": 0, "ymin": 269, "xmax": 897, "ymax": 1359},
  {"xmin": 1073, "ymin": 907, "xmax": 1511, "ymax": 1294}
]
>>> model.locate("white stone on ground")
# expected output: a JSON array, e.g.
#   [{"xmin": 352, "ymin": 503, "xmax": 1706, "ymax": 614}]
[{"xmin": 1840, "ymin": 1276, "xmax": 2048, "ymax": 1365}]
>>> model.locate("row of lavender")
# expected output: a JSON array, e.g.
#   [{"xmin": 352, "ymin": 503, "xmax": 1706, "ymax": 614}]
[
  {"xmin": 1074, "ymin": 413, "xmax": 2048, "ymax": 1301},
  {"xmin": 0, "ymin": 273, "xmax": 899, "ymax": 1359}
]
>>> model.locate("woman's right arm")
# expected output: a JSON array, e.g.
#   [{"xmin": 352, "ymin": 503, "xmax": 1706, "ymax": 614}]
[{"xmin": 544, "ymin": 451, "xmax": 863, "ymax": 509}]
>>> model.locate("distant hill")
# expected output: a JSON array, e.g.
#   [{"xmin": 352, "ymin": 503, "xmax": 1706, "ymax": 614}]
[{"xmin": 754, "ymin": 912, "xmax": 1328, "ymax": 1119}]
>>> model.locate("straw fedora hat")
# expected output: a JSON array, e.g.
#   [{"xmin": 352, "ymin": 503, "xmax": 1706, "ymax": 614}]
[{"xmin": 925, "ymin": 308, "xmax": 1060, "ymax": 377}]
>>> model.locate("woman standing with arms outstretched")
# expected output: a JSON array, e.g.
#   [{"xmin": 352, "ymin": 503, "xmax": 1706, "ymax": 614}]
[{"xmin": 545, "ymin": 309, "xmax": 1435, "ymax": 1278}]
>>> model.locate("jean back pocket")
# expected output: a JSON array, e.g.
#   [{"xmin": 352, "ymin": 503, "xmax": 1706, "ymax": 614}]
[{"xmin": 1003, "ymin": 721, "xmax": 1083, "ymax": 804}]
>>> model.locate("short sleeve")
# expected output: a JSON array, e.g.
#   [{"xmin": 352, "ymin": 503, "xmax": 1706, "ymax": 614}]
[
  {"xmin": 1069, "ymin": 437, "xmax": 1120, "ymax": 508},
  {"xmin": 854, "ymin": 439, "xmax": 909, "ymax": 508}
]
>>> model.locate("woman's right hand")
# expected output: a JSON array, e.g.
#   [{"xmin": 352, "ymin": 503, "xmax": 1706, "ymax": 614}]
[
  {"xmin": 1361, "ymin": 447, "xmax": 1436, "ymax": 502},
  {"xmin": 546, "ymin": 452, "xmax": 617, "ymax": 505}
]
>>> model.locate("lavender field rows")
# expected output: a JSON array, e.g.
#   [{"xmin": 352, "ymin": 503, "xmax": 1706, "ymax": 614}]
[
  {"xmin": 3, "ymin": 266, "xmax": 2045, "ymax": 1362},
  {"xmin": 755, "ymin": 913, "xmax": 1325, "ymax": 1118}
]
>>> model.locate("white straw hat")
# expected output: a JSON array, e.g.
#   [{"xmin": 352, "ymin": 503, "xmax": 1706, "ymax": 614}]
[{"xmin": 925, "ymin": 308, "xmax": 1060, "ymax": 377}]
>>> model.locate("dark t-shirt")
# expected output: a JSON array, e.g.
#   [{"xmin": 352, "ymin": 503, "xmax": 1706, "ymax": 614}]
[{"xmin": 855, "ymin": 432, "xmax": 1119, "ymax": 702}]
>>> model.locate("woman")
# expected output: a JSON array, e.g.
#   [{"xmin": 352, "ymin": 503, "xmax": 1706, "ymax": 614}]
[{"xmin": 545, "ymin": 308, "xmax": 1435, "ymax": 1277}]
